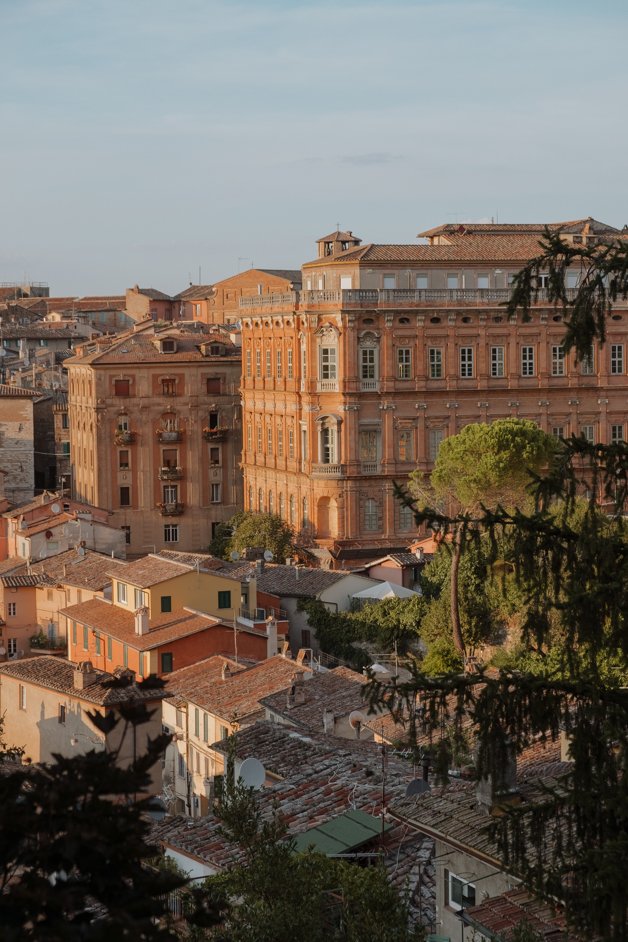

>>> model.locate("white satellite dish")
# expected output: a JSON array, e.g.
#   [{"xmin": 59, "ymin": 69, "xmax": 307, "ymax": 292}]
[
  {"xmin": 50, "ymin": 503, "xmax": 61, "ymax": 515},
  {"xmin": 349, "ymin": 710, "xmax": 365, "ymax": 730},
  {"xmin": 263, "ymin": 549, "xmax": 274, "ymax": 562},
  {"xmin": 238, "ymin": 757, "xmax": 265, "ymax": 790},
  {"xmin": 230, "ymin": 550, "xmax": 241, "ymax": 562}
]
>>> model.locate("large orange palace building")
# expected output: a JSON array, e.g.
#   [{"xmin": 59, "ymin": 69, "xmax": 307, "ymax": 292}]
[{"xmin": 239, "ymin": 219, "xmax": 628, "ymax": 567}]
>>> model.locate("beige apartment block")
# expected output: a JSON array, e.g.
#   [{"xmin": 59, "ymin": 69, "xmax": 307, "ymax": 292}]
[
  {"xmin": 66, "ymin": 321, "xmax": 242, "ymax": 556},
  {"xmin": 0, "ymin": 385, "xmax": 42, "ymax": 504},
  {"xmin": 239, "ymin": 221, "xmax": 628, "ymax": 567}
]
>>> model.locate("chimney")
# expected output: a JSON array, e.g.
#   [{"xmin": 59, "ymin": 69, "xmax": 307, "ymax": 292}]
[
  {"xmin": 255, "ymin": 558, "xmax": 264, "ymax": 575},
  {"xmin": 323, "ymin": 708, "xmax": 335, "ymax": 734},
  {"xmin": 221, "ymin": 662, "xmax": 231, "ymax": 680},
  {"xmin": 293, "ymin": 672, "xmax": 306, "ymax": 705},
  {"xmin": 73, "ymin": 660, "xmax": 98, "ymax": 689},
  {"xmin": 476, "ymin": 740, "xmax": 519, "ymax": 814},
  {"xmin": 134, "ymin": 606, "xmax": 149, "ymax": 636},
  {"xmin": 266, "ymin": 616, "xmax": 277, "ymax": 659}
]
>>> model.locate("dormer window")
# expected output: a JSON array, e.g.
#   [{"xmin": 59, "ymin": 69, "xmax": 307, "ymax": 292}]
[
  {"xmin": 210, "ymin": 343, "xmax": 225, "ymax": 356},
  {"xmin": 161, "ymin": 339, "xmax": 176, "ymax": 353}
]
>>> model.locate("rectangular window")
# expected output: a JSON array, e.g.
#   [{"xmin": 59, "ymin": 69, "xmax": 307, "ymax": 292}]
[
  {"xmin": 265, "ymin": 349, "xmax": 272, "ymax": 379},
  {"xmin": 162, "ymin": 484, "xmax": 178, "ymax": 503},
  {"xmin": 116, "ymin": 581, "xmax": 127, "ymax": 605},
  {"xmin": 448, "ymin": 871, "xmax": 476, "ymax": 911},
  {"xmin": 83, "ymin": 625, "xmax": 89, "ymax": 650},
  {"xmin": 383, "ymin": 274, "xmax": 396, "ymax": 289},
  {"xmin": 580, "ymin": 347, "xmax": 594, "ymax": 375},
  {"xmin": 521, "ymin": 345, "xmax": 535, "ymax": 377},
  {"xmin": 301, "ymin": 629, "xmax": 311, "ymax": 648},
  {"xmin": 363, "ymin": 499, "xmax": 379, "ymax": 532},
  {"xmin": 164, "ymin": 524, "xmax": 179, "ymax": 543},
  {"xmin": 211, "ymin": 483, "xmax": 221, "ymax": 503},
  {"xmin": 477, "ymin": 274, "xmax": 489, "ymax": 289},
  {"xmin": 62, "ymin": 442, "xmax": 71, "ymax": 457},
  {"xmin": 551, "ymin": 344, "xmax": 565, "ymax": 376},
  {"xmin": 459, "ymin": 346, "xmax": 474, "ymax": 378},
  {"xmin": 287, "ymin": 348, "xmax": 293, "ymax": 378},
  {"xmin": 288, "ymin": 428, "xmax": 295, "ymax": 458},
  {"xmin": 194, "ymin": 708, "xmax": 200, "ymax": 738},
  {"xmin": 398, "ymin": 430, "xmax": 413, "ymax": 462},
  {"xmin": 119, "ymin": 486, "xmax": 130, "ymax": 507},
  {"xmin": 161, "ymin": 379, "xmax": 177, "ymax": 396},
  {"xmin": 7, "ymin": 602, "xmax": 16, "ymax": 617},
  {"xmin": 134, "ymin": 588, "xmax": 145, "ymax": 609},
  {"xmin": 416, "ymin": 274, "xmax": 428, "ymax": 290},
  {"xmin": 490, "ymin": 346, "xmax": 505, "ymax": 378},
  {"xmin": 320, "ymin": 347, "xmax": 337, "ymax": 380},
  {"xmin": 206, "ymin": 377, "xmax": 221, "ymax": 394},
  {"xmin": 160, "ymin": 595, "xmax": 172, "ymax": 613},
  {"xmin": 581, "ymin": 424, "xmax": 594, "ymax": 443},
  {"xmin": 397, "ymin": 348, "xmax": 412, "ymax": 380},
  {"xmin": 255, "ymin": 349, "xmax": 261, "ymax": 378},
  {"xmin": 18, "ymin": 684, "xmax": 26, "ymax": 711},
  {"xmin": 245, "ymin": 348, "xmax": 252, "ymax": 378},
  {"xmin": 276, "ymin": 349, "xmax": 283, "ymax": 379},
  {"xmin": 611, "ymin": 424, "xmax": 625, "ymax": 444},
  {"xmin": 447, "ymin": 274, "xmax": 459, "ymax": 290},
  {"xmin": 399, "ymin": 504, "xmax": 414, "ymax": 531},
  {"xmin": 209, "ymin": 446, "xmax": 221, "ymax": 466},
  {"xmin": 321, "ymin": 427, "xmax": 337, "ymax": 464},
  {"xmin": 119, "ymin": 449, "xmax": 129, "ymax": 469},
  {"xmin": 277, "ymin": 426, "xmax": 284, "ymax": 457},
  {"xmin": 428, "ymin": 428, "xmax": 444, "ymax": 461},
  {"xmin": 123, "ymin": 644, "xmax": 128, "ymax": 667},
  {"xmin": 203, "ymin": 712, "xmax": 209, "ymax": 742},
  {"xmin": 61, "ymin": 412, "xmax": 69, "ymax": 429},
  {"xmin": 7, "ymin": 638, "xmax": 17, "ymax": 656},
  {"xmin": 217, "ymin": 590, "xmax": 231, "ymax": 610},
  {"xmin": 359, "ymin": 430, "xmax": 378, "ymax": 462},
  {"xmin": 114, "ymin": 379, "xmax": 130, "ymax": 396},
  {"xmin": 58, "ymin": 704, "xmax": 66, "ymax": 724},
  {"xmin": 121, "ymin": 525, "xmax": 131, "ymax": 545},
  {"xmin": 256, "ymin": 425, "xmax": 262, "ymax": 453},
  {"xmin": 177, "ymin": 752, "xmax": 185, "ymax": 777},
  {"xmin": 428, "ymin": 348, "xmax": 443, "ymax": 379},
  {"xmin": 161, "ymin": 652, "xmax": 173, "ymax": 673},
  {"xmin": 107, "ymin": 636, "xmax": 112, "ymax": 659},
  {"xmin": 552, "ymin": 426, "xmax": 565, "ymax": 439},
  {"xmin": 95, "ymin": 635, "xmax": 101, "ymax": 656},
  {"xmin": 360, "ymin": 348, "xmax": 376, "ymax": 380},
  {"xmin": 267, "ymin": 426, "xmax": 273, "ymax": 456},
  {"xmin": 611, "ymin": 344, "xmax": 624, "ymax": 374}
]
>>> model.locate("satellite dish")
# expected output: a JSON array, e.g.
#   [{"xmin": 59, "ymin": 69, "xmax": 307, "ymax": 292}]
[
  {"xmin": 349, "ymin": 710, "xmax": 365, "ymax": 730},
  {"xmin": 0, "ymin": 646, "xmax": 6, "ymax": 657},
  {"xmin": 230, "ymin": 550, "xmax": 241, "ymax": 561},
  {"xmin": 405, "ymin": 778, "xmax": 431, "ymax": 797},
  {"xmin": 50, "ymin": 503, "xmax": 61, "ymax": 515},
  {"xmin": 369, "ymin": 663, "xmax": 389, "ymax": 674},
  {"xmin": 263, "ymin": 550, "xmax": 274, "ymax": 562},
  {"xmin": 238, "ymin": 757, "xmax": 265, "ymax": 790}
]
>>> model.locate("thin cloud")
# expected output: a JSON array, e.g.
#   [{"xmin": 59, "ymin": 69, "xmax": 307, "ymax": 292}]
[{"xmin": 339, "ymin": 153, "xmax": 403, "ymax": 167}]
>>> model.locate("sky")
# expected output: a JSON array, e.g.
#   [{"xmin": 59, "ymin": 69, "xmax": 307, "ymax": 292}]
[{"xmin": 1, "ymin": 0, "xmax": 627, "ymax": 296}]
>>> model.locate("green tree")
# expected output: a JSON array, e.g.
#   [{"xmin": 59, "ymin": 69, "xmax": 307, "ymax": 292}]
[
  {"xmin": 409, "ymin": 418, "xmax": 555, "ymax": 656},
  {"xmin": 0, "ymin": 701, "xmax": 186, "ymax": 941},
  {"xmin": 212, "ymin": 511, "xmax": 296, "ymax": 563},
  {"xmin": 199, "ymin": 778, "xmax": 423, "ymax": 942}
]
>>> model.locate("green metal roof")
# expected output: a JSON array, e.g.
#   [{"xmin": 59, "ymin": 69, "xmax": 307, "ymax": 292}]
[{"xmin": 291, "ymin": 809, "xmax": 391, "ymax": 856}]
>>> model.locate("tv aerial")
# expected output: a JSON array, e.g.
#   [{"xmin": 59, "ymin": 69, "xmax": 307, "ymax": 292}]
[{"xmin": 238, "ymin": 757, "xmax": 265, "ymax": 790}]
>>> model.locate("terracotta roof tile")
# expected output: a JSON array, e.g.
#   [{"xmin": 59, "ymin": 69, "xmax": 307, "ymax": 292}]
[
  {"xmin": 261, "ymin": 665, "xmax": 369, "ymax": 731},
  {"xmin": 8, "ymin": 548, "xmax": 127, "ymax": 591},
  {"xmin": 112, "ymin": 554, "xmax": 189, "ymax": 588},
  {"xmin": 0, "ymin": 655, "xmax": 167, "ymax": 706}
]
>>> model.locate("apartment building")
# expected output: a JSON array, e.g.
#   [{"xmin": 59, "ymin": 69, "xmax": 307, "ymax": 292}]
[
  {"xmin": 239, "ymin": 220, "xmax": 628, "ymax": 566},
  {"xmin": 66, "ymin": 320, "xmax": 242, "ymax": 555}
]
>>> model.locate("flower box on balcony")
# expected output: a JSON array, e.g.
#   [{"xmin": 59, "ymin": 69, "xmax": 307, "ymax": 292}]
[
  {"xmin": 158, "ymin": 466, "xmax": 184, "ymax": 481},
  {"xmin": 157, "ymin": 429, "xmax": 183, "ymax": 443},
  {"xmin": 158, "ymin": 501, "xmax": 184, "ymax": 516},
  {"xmin": 114, "ymin": 430, "xmax": 135, "ymax": 445}
]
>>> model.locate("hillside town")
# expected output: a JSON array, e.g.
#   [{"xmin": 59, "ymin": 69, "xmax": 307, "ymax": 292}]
[{"xmin": 0, "ymin": 218, "xmax": 626, "ymax": 940}]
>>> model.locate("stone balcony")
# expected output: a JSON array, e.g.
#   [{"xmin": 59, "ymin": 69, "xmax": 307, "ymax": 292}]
[
  {"xmin": 202, "ymin": 426, "xmax": 228, "ymax": 442},
  {"xmin": 311, "ymin": 463, "xmax": 345, "ymax": 477},
  {"xmin": 114, "ymin": 429, "xmax": 135, "ymax": 445},
  {"xmin": 158, "ymin": 466, "xmax": 184, "ymax": 481}
]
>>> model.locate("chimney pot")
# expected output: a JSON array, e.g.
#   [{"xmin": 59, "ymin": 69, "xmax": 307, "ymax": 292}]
[{"xmin": 134, "ymin": 606, "xmax": 149, "ymax": 636}]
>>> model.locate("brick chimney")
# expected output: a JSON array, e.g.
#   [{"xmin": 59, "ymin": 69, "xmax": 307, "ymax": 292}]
[
  {"xmin": 134, "ymin": 606, "xmax": 150, "ymax": 636},
  {"xmin": 73, "ymin": 660, "xmax": 98, "ymax": 689},
  {"xmin": 293, "ymin": 672, "xmax": 306, "ymax": 705},
  {"xmin": 476, "ymin": 740, "xmax": 519, "ymax": 814},
  {"xmin": 221, "ymin": 662, "xmax": 231, "ymax": 680}
]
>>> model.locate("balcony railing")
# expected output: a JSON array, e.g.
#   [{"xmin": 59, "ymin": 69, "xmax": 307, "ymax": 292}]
[
  {"xmin": 311, "ymin": 463, "xmax": 345, "ymax": 477},
  {"xmin": 114, "ymin": 430, "xmax": 135, "ymax": 445},
  {"xmin": 359, "ymin": 378, "xmax": 379, "ymax": 391},
  {"xmin": 158, "ymin": 466, "xmax": 183, "ymax": 481},
  {"xmin": 158, "ymin": 501, "xmax": 184, "ymax": 516},
  {"xmin": 157, "ymin": 429, "xmax": 183, "ymax": 443},
  {"xmin": 317, "ymin": 379, "xmax": 339, "ymax": 392},
  {"xmin": 360, "ymin": 462, "xmax": 379, "ymax": 474},
  {"xmin": 202, "ymin": 426, "xmax": 228, "ymax": 442}
]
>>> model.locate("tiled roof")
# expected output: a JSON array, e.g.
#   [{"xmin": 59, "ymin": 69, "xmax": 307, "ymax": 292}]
[
  {"xmin": 165, "ymin": 655, "xmax": 309, "ymax": 723},
  {"xmin": 67, "ymin": 325, "xmax": 240, "ymax": 366},
  {"xmin": 417, "ymin": 217, "xmax": 619, "ymax": 238},
  {"xmin": 135, "ymin": 288, "xmax": 172, "ymax": 301},
  {"xmin": 154, "ymin": 550, "xmax": 249, "ymax": 583},
  {"xmin": 162, "ymin": 655, "xmax": 246, "ymax": 707},
  {"xmin": 316, "ymin": 230, "xmax": 361, "ymax": 243},
  {"xmin": 254, "ymin": 564, "xmax": 347, "ymax": 599},
  {"xmin": 0, "ymin": 384, "xmax": 41, "ymax": 398},
  {"xmin": 60, "ymin": 597, "xmax": 223, "ymax": 651},
  {"xmin": 8, "ymin": 548, "xmax": 127, "ymax": 591},
  {"xmin": 112, "ymin": 554, "xmax": 189, "ymax": 588},
  {"xmin": 1, "ymin": 574, "xmax": 43, "ymax": 588},
  {"xmin": 173, "ymin": 285, "xmax": 216, "ymax": 300},
  {"xmin": 260, "ymin": 665, "xmax": 369, "ymax": 731},
  {"xmin": 255, "ymin": 269, "xmax": 302, "ymax": 283},
  {"xmin": 464, "ymin": 886, "xmax": 580, "ymax": 942},
  {"xmin": 0, "ymin": 656, "xmax": 167, "ymax": 706}
]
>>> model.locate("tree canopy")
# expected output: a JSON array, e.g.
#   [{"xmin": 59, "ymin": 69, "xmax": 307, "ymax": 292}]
[{"xmin": 210, "ymin": 511, "xmax": 296, "ymax": 563}]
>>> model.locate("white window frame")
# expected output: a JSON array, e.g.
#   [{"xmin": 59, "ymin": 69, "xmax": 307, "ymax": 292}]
[
  {"xmin": 581, "ymin": 424, "xmax": 594, "ymax": 443},
  {"xmin": 397, "ymin": 347, "xmax": 412, "ymax": 380},
  {"xmin": 610, "ymin": 424, "xmax": 625, "ymax": 444},
  {"xmin": 211, "ymin": 483, "xmax": 221, "ymax": 503},
  {"xmin": 276, "ymin": 348, "xmax": 283, "ymax": 379},
  {"xmin": 611, "ymin": 344, "xmax": 624, "ymax": 375},
  {"xmin": 363, "ymin": 498, "xmax": 379, "ymax": 532},
  {"xmin": 428, "ymin": 428, "xmax": 444, "ymax": 461},
  {"xmin": 521, "ymin": 345, "xmax": 535, "ymax": 377},
  {"xmin": 551, "ymin": 344, "xmax": 565, "ymax": 376},
  {"xmin": 360, "ymin": 347, "xmax": 377, "ymax": 380},
  {"xmin": 287, "ymin": 348, "xmax": 293, "ymax": 379},
  {"xmin": 320, "ymin": 346, "xmax": 337, "ymax": 380},
  {"xmin": 448, "ymin": 871, "xmax": 476, "ymax": 912},
  {"xmin": 580, "ymin": 347, "xmax": 594, "ymax": 375},
  {"xmin": 116, "ymin": 582, "xmax": 127, "ymax": 605},
  {"xmin": 321, "ymin": 426, "xmax": 337, "ymax": 465},
  {"xmin": 490, "ymin": 346, "xmax": 505, "ymax": 378},
  {"xmin": 459, "ymin": 346, "xmax": 474, "ymax": 378},
  {"xmin": 7, "ymin": 601, "xmax": 16, "ymax": 617},
  {"xmin": 428, "ymin": 347, "xmax": 443, "ymax": 379},
  {"xmin": 164, "ymin": 524, "xmax": 179, "ymax": 543}
]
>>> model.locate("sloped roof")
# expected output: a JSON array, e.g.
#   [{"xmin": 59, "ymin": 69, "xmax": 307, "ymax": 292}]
[
  {"xmin": 417, "ymin": 217, "xmax": 619, "ymax": 238},
  {"xmin": 260, "ymin": 665, "xmax": 369, "ymax": 730},
  {"xmin": 464, "ymin": 887, "xmax": 580, "ymax": 942},
  {"xmin": 254, "ymin": 564, "xmax": 347, "ymax": 599},
  {"xmin": 0, "ymin": 656, "xmax": 167, "ymax": 706},
  {"xmin": 66, "ymin": 324, "xmax": 240, "ymax": 366},
  {"xmin": 112, "ymin": 554, "xmax": 190, "ymax": 588},
  {"xmin": 316, "ymin": 230, "xmax": 362, "ymax": 243},
  {"xmin": 7, "ymin": 548, "xmax": 127, "ymax": 591}
]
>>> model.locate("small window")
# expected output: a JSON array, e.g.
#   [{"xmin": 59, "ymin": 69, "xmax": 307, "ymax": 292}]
[
  {"xmin": 117, "ymin": 582, "xmax": 127, "ymax": 604},
  {"xmin": 161, "ymin": 378, "xmax": 177, "ymax": 396},
  {"xmin": 211, "ymin": 483, "xmax": 221, "ymax": 503},
  {"xmin": 428, "ymin": 428, "xmax": 444, "ymax": 461},
  {"xmin": 107, "ymin": 636, "xmax": 112, "ymax": 659},
  {"xmin": 428, "ymin": 348, "xmax": 443, "ymax": 379},
  {"xmin": 552, "ymin": 426, "xmax": 565, "ymax": 440},
  {"xmin": 301, "ymin": 629, "xmax": 311, "ymax": 648},
  {"xmin": 121, "ymin": 525, "xmax": 131, "ymax": 545},
  {"xmin": 611, "ymin": 344, "xmax": 624, "ymax": 375},
  {"xmin": 134, "ymin": 588, "xmax": 145, "ymax": 609},
  {"xmin": 447, "ymin": 274, "xmax": 459, "ymax": 290},
  {"xmin": 161, "ymin": 652, "xmax": 173, "ymax": 673},
  {"xmin": 448, "ymin": 871, "xmax": 476, "ymax": 911},
  {"xmin": 459, "ymin": 346, "xmax": 474, "ymax": 378},
  {"xmin": 164, "ymin": 524, "xmax": 179, "ymax": 543},
  {"xmin": 83, "ymin": 625, "xmax": 89, "ymax": 651},
  {"xmin": 397, "ymin": 348, "xmax": 412, "ymax": 380},
  {"xmin": 416, "ymin": 274, "xmax": 428, "ymax": 290},
  {"xmin": 218, "ymin": 590, "xmax": 231, "ymax": 610},
  {"xmin": 551, "ymin": 344, "xmax": 565, "ymax": 376},
  {"xmin": 119, "ymin": 450, "xmax": 129, "ymax": 469},
  {"xmin": 61, "ymin": 413, "xmax": 69, "ymax": 429},
  {"xmin": 209, "ymin": 446, "xmax": 220, "ymax": 466},
  {"xmin": 521, "ymin": 345, "xmax": 535, "ymax": 377},
  {"xmin": 580, "ymin": 348, "xmax": 594, "ymax": 375},
  {"xmin": 119, "ymin": 486, "xmax": 130, "ymax": 507},
  {"xmin": 581, "ymin": 424, "xmax": 594, "ymax": 443},
  {"xmin": 383, "ymin": 275, "xmax": 396, "ymax": 289},
  {"xmin": 203, "ymin": 712, "xmax": 209, "ymax": 742},
  {"xmin": 490, "ymin": 346, "xmax": 505, "ymax": 378},
  {"xmin": 58, "ymin": 704, "xmax": 66, "ymax": 724},
  {"xmin": 19, "ymin": 684, "xmax": 26, "ymax": 711},
  {"xmin": 114, "ymin": 379, "xmax": 130, "ymax": 396},
  {"xmin": 7, "ymin": 602, "xmax": 16, "ymax": 617},
  {"xmin": 610, "ymin": 424, "xmax": 625, "ymax": 444},
  {"xmin": 206, "ymin": 377, "xmax": 221, "ymax": 394}
]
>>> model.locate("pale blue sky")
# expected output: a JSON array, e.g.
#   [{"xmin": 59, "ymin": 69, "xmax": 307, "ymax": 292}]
[{"xmin": 1, "ymin": 0, "xmax": 626, "ymax": 295}]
